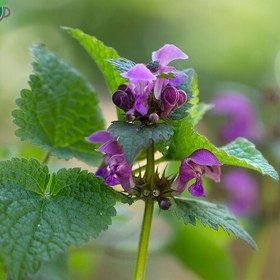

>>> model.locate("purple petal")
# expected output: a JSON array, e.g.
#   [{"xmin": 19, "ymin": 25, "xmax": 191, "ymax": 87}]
[
  {"xmin": 86, "ymin": 130, "xmax": 112, "ymax": 143},
  {"xmin": 172, "ymin": 160, "xmax": 195, "ymax": 195},
  {"xmin": 121, "ymin": 64, "xmax": 156, "ymax": 81},
  {"xmin": 188, "ymin": 149, "xmax": 221, "ymax": 166},
  {"xmin": 95, "ymin": 165, "xmax": 110, "ymax": 180},
  {"xmin": 107, "ymin": 154, "xmax": 126, "ymax": 169},
  {"xmin": 169, "ymin": 71, "xmax": 186, "ymax": 87},
  {"xmin": 188, "ymin": 178, "xmax": 206, "ymax": 197},
  {"xmin": 152, "ymin": 44, "xmax": 188, "ymax": 66},
  {"xmin": 134, "ymin": 96, "xmax": 148, "ymax": 115},
  {"xmin": 204, "ymin": 165, "xmax": 221, "ymax": 182},
  {"xmin": 116, "ymin": 164, "xmax": 134, "ymax": 193},
  {"xmin": 154, "ymin": 78, "xmax": 169, "ymax": 99},
  {"xmin": 105, "ymin": 174, "xmax": 120, "ymax": 186},
  {"xmin": 97, "ymin": 139, "xmax": 122, "ymax": 155}
]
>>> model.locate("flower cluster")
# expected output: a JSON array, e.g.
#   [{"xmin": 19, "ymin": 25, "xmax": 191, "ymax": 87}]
[
  {"xmin": 112, "ymin": 44, "xmax": 188, "ymax": 123},
  {"xmin": 87, "ymin": 44, "xmax": 223, "ymax": 209}
]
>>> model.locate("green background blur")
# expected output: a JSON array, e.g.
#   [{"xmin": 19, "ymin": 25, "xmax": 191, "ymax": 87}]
[{"xmin": 1, "ymin": 0, "xmax": 280, "ymax": 279}]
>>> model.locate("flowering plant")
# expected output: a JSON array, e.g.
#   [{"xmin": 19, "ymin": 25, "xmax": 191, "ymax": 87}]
[{"xmin": 0, "ymin": 27, "xmax": 278, "ymax": 280}]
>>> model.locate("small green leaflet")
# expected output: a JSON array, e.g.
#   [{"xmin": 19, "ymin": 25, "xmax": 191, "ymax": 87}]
[
  {"xmin": 0, "ymin": 158, "xmax": 120, "ymax": 280},
  {"xmin": 13, "ymin": 46, "xmax": 104, "ymax": 165},
  {"xmin": 172, "ymin": 197, "xmax": 257, "ymax": 249},
  {"xmin": 63, "ymin": 27, "xmax": 126, "ymax": 93},
  {"xmin": 108, "ymin": 121, "xmax": 174, "ymax": 163}
]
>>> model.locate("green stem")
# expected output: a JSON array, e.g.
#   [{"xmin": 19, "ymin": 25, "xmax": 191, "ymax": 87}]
[
  {"xmin": 146, "ymin": 142, "xmax": 155, "ymax": 184},
  {"xmin": 133, "ymin": 200, "xmax": 154, "ymax": 280},
  {"xmin": 133, "ymin": 142, "xmax": 155, "ymax": 280}
]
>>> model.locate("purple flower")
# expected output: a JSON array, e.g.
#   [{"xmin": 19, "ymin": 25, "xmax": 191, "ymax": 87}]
[
  {"xmin": 172, "ymin": 149, "xmax": 221, "ymax": 197},
  {"xmin": 151, "ymin": 44, "xmax": 188, "ymax": 99},
  {"xmin": 112, "ymin": 85, "xmax": 135, "ymax": 111},
  {"xmin": 86, "ymin": 130, "xmax": 134, "ymax": 193},
  {"xmin": 221, "ymin": 169, "xmax": 259, "ymax": 216},
  {"xmin": 160, "ymin": 86, "xmax": 188, "ymax": 118},
  {"xmin": 121, "ymin": 64, "xmax": 156, "ymax": 116},
  {"xmin": 212, "ymin": 92, "xmax": 262, "ymax": 142}
]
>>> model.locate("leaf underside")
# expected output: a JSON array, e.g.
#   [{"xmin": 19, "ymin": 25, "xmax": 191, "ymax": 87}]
[{"xmin": 173, "ymin": 197, "xmax": 257, "ymax": 249}]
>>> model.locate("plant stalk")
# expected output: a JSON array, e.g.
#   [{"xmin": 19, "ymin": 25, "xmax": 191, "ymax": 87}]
[{"xmin": 133, "ymin": 142, "xmax": 155, "ymax": 280}]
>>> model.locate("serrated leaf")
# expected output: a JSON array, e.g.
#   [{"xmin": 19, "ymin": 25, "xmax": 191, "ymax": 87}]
[
  {"xmin": 63, "ymin": 27, "xmax": 126, "ymax": 93},
  {"xmin": 0, "ymin": 158, "xmax": 119, "ymax": 280},
  {"xmin": 13, "ymin": 46, "xmax": 104, "ymax": 165},
  {"xmin": 107, "ymin": 58, "xmax": 136, "ymax": 74},
  {"xmin": 220, "ymin": 138, "xmax": 279, "ymax": 180},
  {"xmin": 108, "ymin": 121, "xmax": 173, "ymax": 163},
  {"xmin": 172, "ymin": 197, "xmax": 256, "ymax": 249}
]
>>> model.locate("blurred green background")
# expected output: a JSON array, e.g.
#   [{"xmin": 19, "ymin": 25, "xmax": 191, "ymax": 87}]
[{"xmin": 1, "ymin": 0, "xmax": 280, "ymax": 279}]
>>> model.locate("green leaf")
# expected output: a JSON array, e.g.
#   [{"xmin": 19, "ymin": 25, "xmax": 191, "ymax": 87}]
[
  {"xmin": 172, "ymin": 197, "xmax": 256, "ymax": 249},
  {"xmin": 108, "ymin": 121, "xmax": 174, "ymax": 163},
  {"xmin": 13, "ymin": 46, "xmax": 104, "ymax": 165},
  {"xmin": 63, "ymin": 27, "xmax": 126, "ymax": 93},
  {"xmin": 0, "ymin": 158, "xmax": 118, "ymax": 280},
  {"xmin": 220, "ymin": 138, "xmax": 279, "ymax": 180},
  {"xmin": 107, "ymin": 58, "xmax": 136, "ymax": 74},
  {"xmin": 166, "ymin": 217, "xmax": 236, "ymax": 280},
  {"xmin": 171, "ymin": 68, "xmax": 199, "ymax": 120}
]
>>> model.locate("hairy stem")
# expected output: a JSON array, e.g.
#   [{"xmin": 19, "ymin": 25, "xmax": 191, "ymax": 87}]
[
  {"xmin": 133, "ymin": 142, "xmax": 155, "ymax": 280},
  {"xmin": 133, "ymin": 200, "xmax": 154, "ymax": 280}
]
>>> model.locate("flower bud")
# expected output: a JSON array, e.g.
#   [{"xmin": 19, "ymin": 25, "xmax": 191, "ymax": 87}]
[
  {"xmin": 177, "ymin": 90, "xmax": 187, "ymax": 107},
  {"xmin": 160, "ymin": 86, "xmax": 179, "ymax": 117},
  {"xmin": 126, "ymin": 113, "xmax": 135, "ymax": 122},
  {"xmin": 152, "ymin": 189, "xmax": 160, "ymax": 197},
  {"xmin": 112, "ymin": 90, "xmax": 133, "ymax": 111},
  {"xmin": 158, "ymin": 198, "xmax": 171, "ymax": 210},
  {"xmin": 112, "ymin": 85, "xmax": 135, "ymax": 111},
  {"xmin": 146, "ymin": 60, "xmax": 160, "ymax": 73},
  {"xmin": 149, "ymin": 113, "xmax": 159, "ymax": 124}
]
